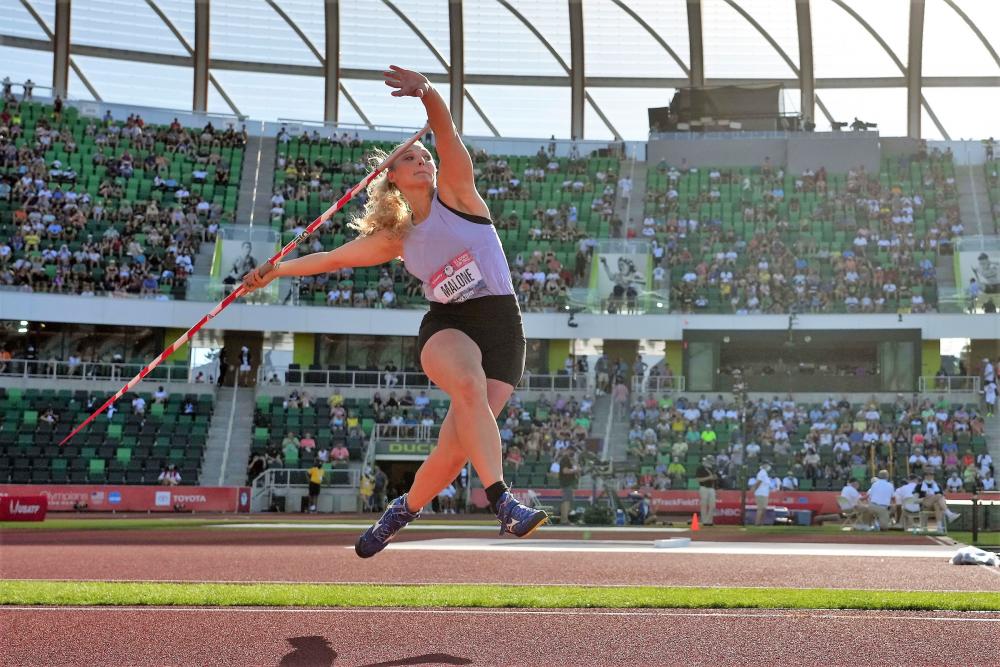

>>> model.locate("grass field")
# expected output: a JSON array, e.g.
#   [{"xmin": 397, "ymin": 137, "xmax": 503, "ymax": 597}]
[{"xmin": 2, "ymin": 581, "xmax": 999, "ymax": 612}]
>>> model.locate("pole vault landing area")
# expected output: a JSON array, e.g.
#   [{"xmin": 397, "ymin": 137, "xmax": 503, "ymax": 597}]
[{"xmin": 375, "ymin": 537, "xmax": 961, "ymax": 558}]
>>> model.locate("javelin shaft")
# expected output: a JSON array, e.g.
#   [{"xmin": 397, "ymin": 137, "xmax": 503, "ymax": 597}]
[{"xmin": 59, "ymin": 123, "xmax": 430, "ymax": 447}]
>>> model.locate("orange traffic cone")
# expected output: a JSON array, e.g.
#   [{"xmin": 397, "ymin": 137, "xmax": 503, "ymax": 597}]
[{"xmin": 691, "ymin": 513, "xmax": 700, "ymax": 531}]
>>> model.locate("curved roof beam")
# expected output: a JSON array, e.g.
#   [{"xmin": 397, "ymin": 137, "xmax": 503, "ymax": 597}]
[
  {"xmin": 941, "ymin": 0, "xmax": 1000, "ymax": 70},
  {"xmin": 829, "ymin": 0, "xmax": 949, "ymax": 139},
  {"xmin": 608, "ymin": 0, "xmax": 689, "ymax": 76},
  {"xmin": 722, "ymin": 0, "xmax": 834, "ymax": 126},
  {"xmin": 17, "ymin": 0, "xmax": 101, "ymax": 100},
  {"xmin": 380, "ymin": 0, "xmax": 500, "ymax": 137},
  {"xmin": 146, "ymin": 0, "xmax": 242, "ymax": 117},
  {"xmin": 495, "ymin": 0, "xmax": 621, "ymax": 140},
  {"xmin": 264, "ymin": 0, "xmax": 372, "ymax": 129}
]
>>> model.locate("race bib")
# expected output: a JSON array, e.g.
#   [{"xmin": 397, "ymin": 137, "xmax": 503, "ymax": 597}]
[{"xmin": 430, "ymin": 251, "xmax": 486, "ymax": 303}]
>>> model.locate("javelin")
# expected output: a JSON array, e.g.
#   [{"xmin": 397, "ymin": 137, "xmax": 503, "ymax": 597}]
[{"xmin": 59, "ymin": 122, "xmax": 431, "ymax": 447}]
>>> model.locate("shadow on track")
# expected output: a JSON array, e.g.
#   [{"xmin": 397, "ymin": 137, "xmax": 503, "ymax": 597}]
[{"xmin": 279, "ymin": 636, "xmax": 337, "ymax": 666}]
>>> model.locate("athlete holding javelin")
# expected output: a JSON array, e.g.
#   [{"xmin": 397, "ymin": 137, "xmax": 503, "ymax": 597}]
[{"xmin": 242, "ymin": 65, "xmax": 548, "ymax": 556}]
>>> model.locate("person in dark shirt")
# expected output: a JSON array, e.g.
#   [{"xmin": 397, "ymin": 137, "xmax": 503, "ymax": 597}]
[
  {"xmin": 558, "ymin": 449, "xmax": 579, "ymax": 525},
  {"xmin": 694, "ymin": 456, "xmax": 719, "ymax": 526}
]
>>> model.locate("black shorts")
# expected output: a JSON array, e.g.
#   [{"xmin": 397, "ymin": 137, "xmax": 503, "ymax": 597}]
[
  {"xmin": 417, "ymin": 295, "xmax": 526, "ymax": 387},
  {"xmin": 308, "ymin": 482, "xmax": 321, "ymax": 496}
]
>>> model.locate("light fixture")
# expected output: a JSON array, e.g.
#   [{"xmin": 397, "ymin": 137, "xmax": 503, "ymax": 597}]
[
  {"xmin": 656, "ymin": 302, "xmax": 664, "ymax": 308},
  {"xmin": 19, "ymin": 320, "xmax": 28, "ymax": 325},
  {"xmin": 17, "ymin": 327, "xmax": 27, "ymax": 334}
]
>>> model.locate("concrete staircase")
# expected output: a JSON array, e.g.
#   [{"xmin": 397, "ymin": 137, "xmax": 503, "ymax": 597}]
[
  {"xmin": 985, "ymin": 413, "xmax": 1000, "ymax": 467},
  {"xmin": 235, "ymin": 136, "xmax": 277, "ymax": 228},
  {"xmin": 200, "ymin": 386, "xmax": 256, "ymax": 486},
  {"xmin": 957, "ymin": 162, "xmax": 992, "ymax": 239},
  {"xmin": 590, "ymin": 394, "xmax": 631, "ymax": 464},
  {"xmin": 611, "ymin": 153, "xmax": 646, "ymax": 237},
  {"xmin": 193, "ymin": 241, "xmax": 217, "ymax": 277}
]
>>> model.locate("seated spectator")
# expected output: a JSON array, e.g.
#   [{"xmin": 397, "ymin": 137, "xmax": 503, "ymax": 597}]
[
  {"xmin": 158, "ymin": 464, "xmax": 181, "ymax": 486},
  {"xmin": 330, "ymin": 442, "xmax": 350, "ymax": 466},
  {"xmin": 299, "ymin": 431, "xmax": 316, "ymax": 452},
  {"xmin": 131, "ymin": 394, "xmax": 146, "ymax": 415}
]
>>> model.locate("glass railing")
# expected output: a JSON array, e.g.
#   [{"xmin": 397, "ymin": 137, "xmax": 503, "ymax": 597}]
[
  {"xmin": 0, "ymin": 358, "xmax": 193, "ymax": 383},
  {"xmin": 259, "ymin": 366, "xmax": 589, "ymax": 392}
]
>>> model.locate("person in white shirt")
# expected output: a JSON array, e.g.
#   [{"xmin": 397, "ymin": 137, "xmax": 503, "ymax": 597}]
[
  {"xmin": 153, "ymin": 386, "xmax": 168, "ymax": 404},
  {"xmin": 982, "ymin": 472, "xmax": 996, "ymax": 491},
  {"xmin": 892, "ymin": 474, "xmax": 920, "ymax": 525},
  {"xmin": 131, "ymin": 395, "xmax": 146, "ymax": 415},
  {"xmin": 840, "ymin": 479, "xmax": 873, "ymax": 528},
  {"xmin": 751, "ymin": 464, "xmax": 772, "ymax": 525},
  {"xmin": 781, "ymin": 474, "xmax": 798, "ymax": 490},
  {"xmin": 867, "ymin": 470, "xmax": 894, "ymax": 529},
  {"xmin": 917, "ymin": 470, "xmax": 961, "ymax": 529},
  {"xmin": 946, "ymin": 471, "xmax": 964, "ymax": 493}
]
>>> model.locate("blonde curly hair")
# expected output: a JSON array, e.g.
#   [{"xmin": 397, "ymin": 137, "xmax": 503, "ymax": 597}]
[{"xmin": 348, "ymin": 141, "xmax": 431, "ymax": 238}]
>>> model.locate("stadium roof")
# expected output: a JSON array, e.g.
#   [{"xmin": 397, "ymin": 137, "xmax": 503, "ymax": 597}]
[{"xmin": 1, "ymin": 0, "xmax": 998, "ymax": 140}]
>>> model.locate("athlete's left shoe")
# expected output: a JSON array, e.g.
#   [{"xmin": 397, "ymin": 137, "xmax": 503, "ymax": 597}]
[
  {"xmin": 355, "ymin": 494, "xmax": 421, "ymax": 558},
  {"xmin": 495, "ymin": 491, "xmax": 548, "ymax": 537}
]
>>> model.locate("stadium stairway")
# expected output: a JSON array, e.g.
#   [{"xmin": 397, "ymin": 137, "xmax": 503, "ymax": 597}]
[
  {"xmin": 193, "ymin": 241, "xmax": 218, "ymax": 277},
  {"xmin": 957, "ymin": 161, "xmax": 991, "ymax": 238},
  {"xmin": 618, "ymin": 160, "xmax": 647, "ymax": 236},
  {"xmin": 236, "ymin": 135, "xmax": 277, "ymax": 227},
  {"xmin": 589, "ymin": 394, "xmax": 629, "ymax": 463},
  {"xmin": 986, "ymin": 413, "xmax": 1000, "ymax": 470},
  {"xmin": 199, "ymin": 386, "xmax": 256, "ymax": 486}
]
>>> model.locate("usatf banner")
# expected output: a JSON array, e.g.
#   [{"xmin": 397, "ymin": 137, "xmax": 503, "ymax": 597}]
[
  {"xmin": 0, "ymin": 495, "xmax": 48, "ymax": 521},
  {"xmin": 0, "ymin": 485, "xmax": 251, "ymax": 513}
]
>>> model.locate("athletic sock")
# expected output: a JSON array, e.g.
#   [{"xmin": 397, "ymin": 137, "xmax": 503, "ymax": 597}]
[{"xmin": 485, "ymin": 481, "xmax": 510, "ymax": 514}]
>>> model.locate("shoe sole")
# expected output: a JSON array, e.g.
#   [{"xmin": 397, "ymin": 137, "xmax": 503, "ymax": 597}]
[{"xmin": 513, "ymin": 513, "xmax": 549, "ymax": 538}]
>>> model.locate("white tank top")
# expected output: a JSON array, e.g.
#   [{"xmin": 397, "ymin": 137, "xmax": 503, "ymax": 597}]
[{"xmin": 401, "ymin": 193, "xmax": 515, "ymax": 304}]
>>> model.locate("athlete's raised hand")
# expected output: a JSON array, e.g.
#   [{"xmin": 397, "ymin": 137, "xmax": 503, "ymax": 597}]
[{"xmin": 384, "ymin": 65, "xmax": 430, "ymax": 99}]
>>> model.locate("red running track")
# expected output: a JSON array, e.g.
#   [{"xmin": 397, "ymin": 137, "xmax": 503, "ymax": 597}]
[
  {"xmin": 3, "ymin": 529, "xmax": 998, "ymax": 592},
  {"xmin": 3, "ymin": 607, "xmax": 999, "ymax": 666}
]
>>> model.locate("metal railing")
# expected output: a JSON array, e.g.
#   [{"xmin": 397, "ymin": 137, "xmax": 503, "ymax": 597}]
[
  {"xmin": 260, "ymin": 366, "xmax": 589, "ymax": 392},
  {"xmin": 373, "ymin": 423, "xmax": 440, "ymax": 443},
  {"xmin": 0, "ymin": 358, "xmax": 192, "ymax": 383},
  {"xmin": 917, "ymin": 376, "xmax": 982, "ymax": 394},
  {"xmin": 250, "ymin": 466, "xmax": 359, "ymax": 513},
  {"xmin": 630, "ymin": 375, "xmax": 686, "ymax": 394}
]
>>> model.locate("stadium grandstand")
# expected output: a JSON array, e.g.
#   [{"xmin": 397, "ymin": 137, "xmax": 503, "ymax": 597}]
[{"xmin": 1, "ymin": 2, "xmax": 999, "ymax": 662}]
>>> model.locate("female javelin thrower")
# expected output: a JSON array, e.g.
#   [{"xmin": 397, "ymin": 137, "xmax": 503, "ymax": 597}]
[{"xmin": 243, "ymin": 66, "xmax": 548, "ymax": 557}]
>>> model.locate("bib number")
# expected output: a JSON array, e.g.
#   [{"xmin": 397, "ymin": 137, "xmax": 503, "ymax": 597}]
[{"xmin": 430, "ymin": 251, "xmax": 486, "ymax": 303}]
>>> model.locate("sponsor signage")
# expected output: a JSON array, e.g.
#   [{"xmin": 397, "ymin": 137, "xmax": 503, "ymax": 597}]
[
  {"xmin": 0, "ymin": 485, "xmax": 251, "ymax": 513},
  {"xmin": 469, "ymin": 490, "xmax": 979, "ymax": 524},
  {"xmin": 0, "ymin": 495, "xmax": 48, "ymax": 521},
  {"xmin": 375, "ymin": 441, "xmax": 435, "ymax": 458}
]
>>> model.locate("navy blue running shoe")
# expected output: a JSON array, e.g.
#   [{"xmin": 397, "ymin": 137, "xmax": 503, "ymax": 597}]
[
  {"xmin": 495, "ymin": 491, "xmax": 548, "ymax": 537},
  {"xmin": 355, "ymin": 494, "xmax": 421, "ymax": 558}
]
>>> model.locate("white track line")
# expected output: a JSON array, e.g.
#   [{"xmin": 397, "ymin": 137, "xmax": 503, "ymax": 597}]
[
  {"xmin": 3, "ymin": 607, "xmax": 999, "ymax": 623},
  {"xmin": 369, "ymin": 538, "xmax": 958, "ymax": 559},
  {"xmin": 4, "ymin": 578, "xmax": 989, "ymax": 593},
  {"xmin": 215, "ymin": 522, "xmax": 686, "ymax": 533}
]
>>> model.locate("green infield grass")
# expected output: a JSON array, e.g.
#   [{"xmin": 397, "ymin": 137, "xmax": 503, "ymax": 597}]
[{"xmin": 2, "ymin": 581, "xmax": 998, "ymax": 612}]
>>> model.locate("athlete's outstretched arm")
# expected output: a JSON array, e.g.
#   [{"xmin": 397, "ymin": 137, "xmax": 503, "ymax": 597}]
[
  {"xmin": 384, "ymin": 65, "xmax": 489, "ymax": 218},
  {"xmin": 242, "ymin": 230, "xmax": 401, "ymax": 292}
]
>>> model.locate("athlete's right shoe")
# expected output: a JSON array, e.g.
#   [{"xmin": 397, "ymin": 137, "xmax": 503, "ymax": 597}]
[
  {"xmin": 355, "ymin": 494, "xmax": 421, "ymax": 558},
  {"xmin": 495, "ymin": 491, "xmax": 548, "ymax": 537}
]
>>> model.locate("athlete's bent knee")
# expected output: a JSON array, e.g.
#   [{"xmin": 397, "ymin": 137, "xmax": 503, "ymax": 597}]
[{"xmin": 449, "ymin": 369, "xmax": 488, "ymax": 407}]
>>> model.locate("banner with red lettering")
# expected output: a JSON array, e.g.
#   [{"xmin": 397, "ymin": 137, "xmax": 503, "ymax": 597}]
[
  {"xmin": 0, "ymin": 485, "xmax": 251, "ymax": 513},
  {"xmin": 0, "ymin": 495, "xmax": 48, "ymax": 521}
]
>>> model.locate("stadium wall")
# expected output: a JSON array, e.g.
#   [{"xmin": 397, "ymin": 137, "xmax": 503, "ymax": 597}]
[
  {"xmin": 647, "ymin": 132, "xmax": 879, "ymax": 173},
  {"xmin": 3, "ymin": 292, "xmax": 1000, "ymax": 341}
]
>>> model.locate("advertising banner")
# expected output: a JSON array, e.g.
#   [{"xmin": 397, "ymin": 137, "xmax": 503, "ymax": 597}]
[
  {"xmin": 0, "ymin": 485, "xmax": 251, "ymax": 513},
  {"xmin": 472, "ymin": 489, "xmax": 842, "ymax": 524},
  {"xmin": 0, "ymin": 495, "xmax": 48, "ymax": 521},
  {"xmin": 471, "ymin": 489, "xmax": 980, "ymax": 524}
]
